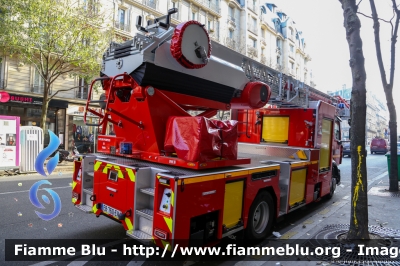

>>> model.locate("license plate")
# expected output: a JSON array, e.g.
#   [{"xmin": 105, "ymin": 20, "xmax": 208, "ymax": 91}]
[{"xmin": 102, "ymin": 204, "xmax": 121, "ymax": 217}]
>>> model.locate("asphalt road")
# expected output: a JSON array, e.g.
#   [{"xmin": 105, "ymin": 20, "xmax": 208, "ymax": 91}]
[{"xmin": 0, "ymin": 152, "xmax": 389, "ymax": 266}]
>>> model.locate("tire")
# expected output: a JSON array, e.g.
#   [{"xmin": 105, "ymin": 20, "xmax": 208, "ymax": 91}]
[
  {"xmin": 245, "ymin": 192, "xmax": 275, "ymax": 241},
  {"xmin": 325, "ymin": 176, "xmax": 336, "ymax": 199}
]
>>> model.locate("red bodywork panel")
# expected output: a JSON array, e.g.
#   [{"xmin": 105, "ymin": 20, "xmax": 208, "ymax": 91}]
[
  {"xmin": 72, "ymin": 160, "xmax": 82, "ymax": 205},
  {"xmin": 92, "ymin": 161, "xmax": 135, "ymax": 231},
  {"xmin": 236, "ymin": 108, "xmax": 316, "ymax": 148},
  {"xmin": 164, "ymin": 117, "xmax": 238, "ymax": 162}
]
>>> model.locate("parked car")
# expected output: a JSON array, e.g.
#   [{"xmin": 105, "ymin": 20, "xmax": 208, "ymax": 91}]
[
  {"xmin": 370, "ymin": 137, "xmax": 389, "ymax": 154},
  {"xmin": 342, "ymin": 141, "xmax": 367, "ymax": 158},
  {"xmin": 342, "ymin": 142, "xmax": 351, "ymax": 157}
]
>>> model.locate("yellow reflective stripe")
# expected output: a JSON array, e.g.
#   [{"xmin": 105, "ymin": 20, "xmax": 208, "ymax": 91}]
[
  {"xmin": 102, "ymin": 164, "xmax": 112, "ymax": 174},
  {"xmin": 92, "ymin": 204, "xmax": 98, "ymax": 213},
  {"xmin": 94, "ymin": 161, "xmax": 102, "ymax": 171},
  {"xmin": 126, "ymin": 168, "xmax": 136, "ymax": 182},
  {"xmin": 164, "ymin": 217, "xmax": 173, "ymax": 233},
  {"xmin": 125, "ymin": 218, "xmax": 133, "ymax": 231},
  {"xmin": 72, "ymin": 181, "xmax": 77, "ymax": 190},
  {"xmin": 161, "ymin": 240, "xmax": 172, "ymax": 251},
  {"xmin": 72, "ymin": 198, "xmax": 77, "ymax": 203},
  {"xmin": 171, "ymin": 191, "xmax": 174, "ymax": 207},
  {"xmin": 157, "ymin": 175, "xmax": 161, "ymax": 179}
]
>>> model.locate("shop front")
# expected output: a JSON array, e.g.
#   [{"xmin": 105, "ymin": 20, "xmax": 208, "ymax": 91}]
[
  {"xmin": 66, "ymin": 105, "xmax": 100, "ymax": 154},
  {"xmin": 0, "ymin": 91, "xmax": 68, "ymax": 146}
]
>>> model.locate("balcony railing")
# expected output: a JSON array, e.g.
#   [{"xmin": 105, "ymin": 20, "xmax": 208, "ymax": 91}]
[
  {"xmin": 247, "ymin": 1, "xmax": 257, "ymax": 13},
  {"xmin": 260, "ymin": 55, "xmax": 266, "ymax": 64},
  {"xmin": 247, "ymin": 45, "xmax": 258, "ymax": 58},
  {"xmin": 114, "ymin": 22, "xmax": 131, "ymax": 32},
  {"xmin": 31, "ymin": 84, "xmax": 52, "ymax": 95},
  {"xmin": 247, "ymin": 24, "xmax": 258, "ymax": 35},
  {"xmin": 209, "ymin": 33, "xmax": 219, "ymax": 42},
  {"xmin": 193, "ymin": 0, "xmax": 221, "ymax": 14},
  {"xmin": 260, "ymin": 38, "xmax": 266, "ymax": 46},
  {"xmin": 172, "ymin": 12, "xmax": 179, "ymax": 20},
  {"xmin": 276, "ymin": 47, "xmax": 281, "ymax": 55},
  {"xmin": 0, "ymin": 79, "xmax": 6, "ymax": 89},
  {"xmin": 76, "ymin": 90, "xmax": 89, "ymax": 99},
  {"xmin": 225, "ymin": 37, "xmax": 237, "ymax": 50}
]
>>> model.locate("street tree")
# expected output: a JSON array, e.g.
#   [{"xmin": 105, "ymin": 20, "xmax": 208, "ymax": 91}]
[
  {"xmin": 339, "ymin": 0, "xmax": 370, "ymax": 239},
  {"xmin": 0, "ymin": 0, "xmax": 112, "ymax": 137},
  {"xmin": 361, "ymin": 0, "xmax": 399, "ymax": 192}
]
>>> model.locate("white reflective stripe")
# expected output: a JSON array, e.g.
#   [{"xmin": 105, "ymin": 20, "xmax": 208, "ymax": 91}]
[
  {"xmin": 106, "ymin": 186, "xmax": 117, "ymax": 192},
  {"xmin": 202, "ymin": 190, "xmax": 216, "ymax": 196}
]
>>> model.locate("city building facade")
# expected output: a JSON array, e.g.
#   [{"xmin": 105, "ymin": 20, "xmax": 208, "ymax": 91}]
[
  {"xmin": 328, "ymin": 86, "xmax": 389, "ymax": 144},
  {"xmin": 0, "ymin": 0, "xmax": 315, "ymax": 152}
]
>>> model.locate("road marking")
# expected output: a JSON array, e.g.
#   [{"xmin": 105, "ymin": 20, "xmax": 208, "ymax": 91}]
[
  {"xmin": 342, "ymin": 195, "xmax": 350, "ymax": 200},
  {"xmin": 29, "ymin": 262, "xmax": 58, "ymax": 266},
  {"xmin": 368, "ymin": 171, "xmax": 388, "ymax": 186},
  {"xmin": 303, "ymin": 219, "xmax": 314, "ymax": 224},
  {"xmin": 318, "ymin": 208, "xmax": 330, "ymax": 215},
  {"xmin": 280, "ymin": 231, "xmax": 298, "ymax": 239},
  {"xmin": 68, "ymin": 261, "xmax": 93, "ymax": 266},
  {"xmin": 0, "ymin": 186, "xmax": 70, "ymax": 195},
  {"xmin": 126, "ymin": 259, "xmax": 145, "ymax": 266},
  {"xmin": 235, "ymin": 261, "xmax": 264, "ymax": 266}
]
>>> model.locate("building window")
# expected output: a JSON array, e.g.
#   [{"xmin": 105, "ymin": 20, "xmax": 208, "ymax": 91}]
[
  {"xmin": 252, "ymin": 39, "xmax": 256, "ymax": 48},
  {"xmin": 229, "ymin": 29, "xmax": 234, "ymax": 39},
  {"xmin": 261, "ymin": 29, "xmax": 265, "ymax": 38},
  {"xmin": 192, "ymin": 12, "xmax": 196, "ymax": 20},
  {"xmin": 276, "ymin": 38, "xmax": 281, "ymax": 48},
  {"xmin": 252, "ymin": 17, "xmax": 256, "ymax": 28},
  {"xmin": 83, "ymin": 0, "xmax": 98, "ymax": 14},
  {"xmin": 290, "ymin": 62, "xmax": 294, "ymax": 70},
  {"xmin": 290, "ymin": 45, "xmax": 294, "ymax": 53},
  {"xmin": 33, "ymin": 69, "xmax": 45, "ymax": 93},
  {"xmin": 77, "ymin": 78, "xmax": 89, "ymax": 99},
  {"xmin": 119, "ymin": 8, "xmax": 125, "ymax": 25},
  {"xmin": 228, "ymin": 6, "xmax": 235, "ymax": 19}
]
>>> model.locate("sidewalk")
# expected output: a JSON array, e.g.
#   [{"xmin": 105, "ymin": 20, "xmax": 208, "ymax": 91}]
[
  {"xmin": 229, "ymin": 173, "xmax": 400, "ymax": 266},
  {"xmin": 0, "ymin": 159, "xmax": 75, "ymax": 177}
]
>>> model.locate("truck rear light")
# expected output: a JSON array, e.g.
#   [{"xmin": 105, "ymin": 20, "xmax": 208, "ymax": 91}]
[
  {"xmin": 159, "ymin": 178, "xmax": 170, "ymax": 185},
  {"xmin": 154, "ymin": 228, "xmax": 168, "ymax": 240},
  {"xmin": 72, "ymin": 192, "xmax": 79, "ymax": 200}
]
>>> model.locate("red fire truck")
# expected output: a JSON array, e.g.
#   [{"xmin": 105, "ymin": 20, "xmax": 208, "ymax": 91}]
[{"xmin": 72, "ymin": 9, "xmax": 348, "ymax": 249}]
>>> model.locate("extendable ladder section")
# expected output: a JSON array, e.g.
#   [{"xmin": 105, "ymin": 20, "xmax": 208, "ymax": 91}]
[{"xmin": 240, "ymin": 56, "xmax": 338, "ymax": 108}]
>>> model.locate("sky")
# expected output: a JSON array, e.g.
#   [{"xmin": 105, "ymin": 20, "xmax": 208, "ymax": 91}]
[{"xmin": 271, "ymin": 0, "xmax": 399, "ymax": 124}]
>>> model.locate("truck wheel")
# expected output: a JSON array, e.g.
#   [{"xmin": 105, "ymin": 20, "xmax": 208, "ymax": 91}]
[
  {"xmin": 246, "ymin": 192, "xmax": 274, "ymax": 241},
  {"xmin": 326, "ymin": 177, "xmax": 336, "ymax": 199}
]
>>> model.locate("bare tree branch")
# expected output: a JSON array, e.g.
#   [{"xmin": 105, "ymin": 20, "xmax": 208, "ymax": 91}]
[
  {"xmin": 357, "ymin": 11, "xmax": 392, "ymax": 23},
  {"xmin": 49, "ymin": 85, "xmax": 82, "ymax": 99},
  {"xmin": 369, "ymin": 0, "xmax": 389, "ymax": 88}
]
